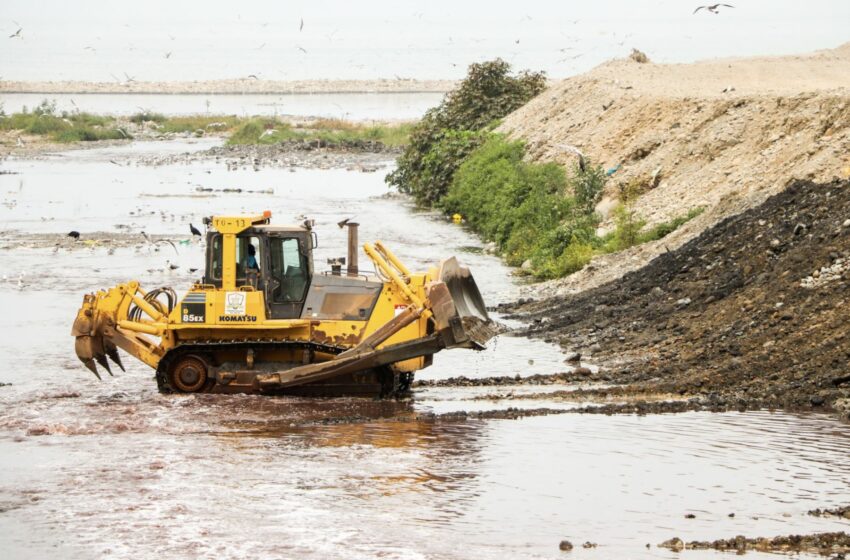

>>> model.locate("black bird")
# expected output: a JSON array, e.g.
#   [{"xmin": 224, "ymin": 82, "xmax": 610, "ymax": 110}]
[
  {"xmin": 67, "ymin": 230, "xmax": 80, "ymax": 240},
  {"xmin": 693, "ymin": 3, "xmax": 734, "ymax": 14},
  {"xmin": 189, "ymin": 223, "xmax": 202, "ymax": 237}
]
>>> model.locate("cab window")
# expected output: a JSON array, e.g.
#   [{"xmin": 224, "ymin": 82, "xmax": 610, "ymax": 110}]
[
  {"xmin": 270, "ymin": 237, "xmax": 308, "ymax": 302},
  {"xmin": 210, "ymin": 235, "xmax": 262, "ymax": 282}
]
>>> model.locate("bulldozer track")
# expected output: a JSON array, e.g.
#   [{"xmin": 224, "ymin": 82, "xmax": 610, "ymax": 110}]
[{"xmin": 155, "ymin": 339, "xmax": 347, "ymax": 393}]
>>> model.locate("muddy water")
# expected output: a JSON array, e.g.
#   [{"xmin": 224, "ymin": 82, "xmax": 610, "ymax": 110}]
[{"xmin": 1, "ymin": 141, "xmax": 849, "ymax": 559}]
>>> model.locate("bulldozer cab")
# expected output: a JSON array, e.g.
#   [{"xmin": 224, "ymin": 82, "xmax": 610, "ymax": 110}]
[{"xmin": 203, "ymin": 215, "xmax": 314, "ymax": 319}]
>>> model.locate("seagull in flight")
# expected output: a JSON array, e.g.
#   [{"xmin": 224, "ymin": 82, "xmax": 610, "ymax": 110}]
[
  {"xmin": 8, "ymin": 27, "xmax": 22, "ymax": 39},
  {"xmin": 299, "ymin": 17, "xmax": 304, "ymax": 31},
  {"xmin": 296, "ymin": 45, "xmax": 307, "ymax": 54},
  {"xmin": 693, "ymin": 4, "xmax": 734, "ymax": 14}
]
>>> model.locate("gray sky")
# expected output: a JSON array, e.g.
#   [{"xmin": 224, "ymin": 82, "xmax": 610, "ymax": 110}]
[{"xmin": 1, "ymin": 0, "xmax": 848, "ymax": 81}]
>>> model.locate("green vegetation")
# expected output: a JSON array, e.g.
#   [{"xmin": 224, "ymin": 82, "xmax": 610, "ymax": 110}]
[
  {"xmin": 438, "ymin": 134, "xmax": 702, "ymax": 279},
  {"xmin": 2, "ymin": 101, "xmax": 410, "ymax": 146},
  {"xmin": 225, "ymin": 118, "xmax": 413, "ymax": 147},
  {"xmin": 386, "ymin": 59, "xmax": 547, "ymax": 206},
  {"xmin": 381, "ymin": 59, "xmax": 702, "ymax": 279},
  {"xmin": 0, "ymin": 100, "xmax": 130, "ymax": 142},
  {"xmin": 441, "ymin": 135, "xmax": 604, "ymax": 279}
]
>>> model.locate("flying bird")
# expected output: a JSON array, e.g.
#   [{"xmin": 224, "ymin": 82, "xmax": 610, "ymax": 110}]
[
  {"xmin": 296, "ymin": 45, "xmax": 307, "ymax": 54},
  {"xmin": 164, "ymin": 51, "xmax": 172, "ymax": 59},
  {"xmin": 9, "ymin": 28, "xmax": 22, "ymax": 39},
  {"xmin": 300, "ymin": 17, "xmax": 304, "ymax": 31},
  {"xmin": 247, "ymin": 74, "xmax": 259, "ymax": 80},
  {"xmin": 189, "ymin": 223, "xmax": 202, "ymax": 237},
  {"xmin": 693, "ymin": 3, "xmax": 734, "ymax": 14}
]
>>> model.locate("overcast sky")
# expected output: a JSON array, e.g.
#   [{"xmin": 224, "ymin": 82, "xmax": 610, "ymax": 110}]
[{"xmin": 1, "ymin": 0, "xmax": 848, "ymax": 81}]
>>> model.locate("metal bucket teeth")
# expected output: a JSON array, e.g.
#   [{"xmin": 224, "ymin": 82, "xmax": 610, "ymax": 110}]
[{"xmin": 104, "ymin": 341, "xmax": 125, "ymax": 372}]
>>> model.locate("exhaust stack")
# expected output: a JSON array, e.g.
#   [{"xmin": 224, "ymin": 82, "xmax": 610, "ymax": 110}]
[{"xmin": 342, "ymin": 221, "xmax": 359, "ymax": 277}]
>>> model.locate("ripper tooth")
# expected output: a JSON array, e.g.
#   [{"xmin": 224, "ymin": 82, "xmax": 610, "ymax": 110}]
[{"xmin": 104, "ymin": 341, "xmax": 125, "ymax": 372}]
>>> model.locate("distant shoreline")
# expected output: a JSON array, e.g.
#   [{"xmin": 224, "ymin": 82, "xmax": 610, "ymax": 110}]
[{"xmin": 0, "ymin": 79, "xmax": 457, "ymax": 95}]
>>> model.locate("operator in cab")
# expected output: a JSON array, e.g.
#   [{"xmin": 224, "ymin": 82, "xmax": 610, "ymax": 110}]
[{"xmin": 246, "ymin": 243, "xmax": 260, "ymax": 271}]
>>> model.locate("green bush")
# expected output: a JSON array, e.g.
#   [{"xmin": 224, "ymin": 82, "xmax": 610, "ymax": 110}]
[
  {"xmin": 387, "ymin": 59, "xmax": 546, "ymax": 206},
  {"xmin": 441, "ymin": 135, "xmax": 603, "ymax": 279},
  {"xmin": 227, "ymin": 119, "xmax": 268, "ymax": 144}
]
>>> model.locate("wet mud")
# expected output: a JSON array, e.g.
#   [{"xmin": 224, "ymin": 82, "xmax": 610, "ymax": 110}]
[{"xmin": 511, "ymin": 179, "xmax": 850, "ymax": 419}]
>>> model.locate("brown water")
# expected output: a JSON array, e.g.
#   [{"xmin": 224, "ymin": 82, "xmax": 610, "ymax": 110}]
[{"xmin": 1, "ymin": 141, "xmax": 849, "ymax": 559}]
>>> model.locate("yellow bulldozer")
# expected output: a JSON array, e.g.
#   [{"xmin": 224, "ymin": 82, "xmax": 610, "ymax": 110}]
[{"xmin": 71, "ymin": 212, "xmax": 495, "ymax": 396}]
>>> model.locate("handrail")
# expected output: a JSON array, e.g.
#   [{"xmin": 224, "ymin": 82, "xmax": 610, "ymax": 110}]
[
  {"xmin": 374, "ymin": 241, "xmax": 412, "ymax": 278},
  {"xmin": 363, "ymin": 243, "xmax": 423, "ymax": 308}
]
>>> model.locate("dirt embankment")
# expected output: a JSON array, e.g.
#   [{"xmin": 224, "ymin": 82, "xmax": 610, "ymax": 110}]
[
  {"xmin": 499, "ymin": 43, "xmax": 850, "ymax": 298},
  {"xmin": 509, "ymin": 179, "xmax": 850, "ymax": 417}
]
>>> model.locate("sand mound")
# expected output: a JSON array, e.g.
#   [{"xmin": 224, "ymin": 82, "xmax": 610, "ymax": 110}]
[{"xmin": 500, "ymin": 43, "xmax": 850, "ymax": 297}]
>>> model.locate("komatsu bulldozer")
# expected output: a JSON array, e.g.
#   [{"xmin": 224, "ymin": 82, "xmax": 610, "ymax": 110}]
[{"xmin": 71, "ymin": 212, "xmax": 495, "ymax": 396}]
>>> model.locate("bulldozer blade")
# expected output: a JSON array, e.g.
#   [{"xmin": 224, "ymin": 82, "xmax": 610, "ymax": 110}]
[
  {"xmin": 439, "ymin": 257, "xmax": 490, "ymax": 323},
  {"xmin": 104, "ymin": 341, "xmax": 125, "ymax": 372},
  {"xmin": 430, "ymin": 257, "xmax": 499, "ymax": 349}
]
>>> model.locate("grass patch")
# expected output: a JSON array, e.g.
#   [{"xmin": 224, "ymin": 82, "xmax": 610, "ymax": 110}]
[
  {"xmin": 600, "ymin": 178, "xmax": 705, "ymax": 254},
  {"xmin": 0, "ymin": 100, "xmax": 130, "ymax": 142},
  {"xmin": 129, "ymin": 111, "xmax": 166, "ymax": 124},
  {"xmin": 225, "ymin": 118, "xmax": 413, "ymax": 147},
  {"xmin": 157, "ymin": 115, "xmax": 243, "ymax": 134}
]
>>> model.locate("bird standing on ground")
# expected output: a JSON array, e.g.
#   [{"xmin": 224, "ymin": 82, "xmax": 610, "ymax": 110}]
[
  {"xmin": 556, "ymin": 144, "xmax": 587, "ymax": 173},
  {"xmin": 67, "ymin": 230, "xmax": 81, "ymax": 240},
  {"xmin": 189, "ymin": 223, "xmax": 202, "ymax": 238},
  {"xmin": 693, "ymin": 4, "xmax": 734, "ymax": 14}
]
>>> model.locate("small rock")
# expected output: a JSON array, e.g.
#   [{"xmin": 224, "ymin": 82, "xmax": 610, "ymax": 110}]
[
  {"xmin": 573, "ymin": 366, "xmax": 593, "ymax": 377},
  {"xmin": 650, "ymin": 286, "xmax": 665, "ymax": 297},
  {"xmin": 521, "ymin": 259, "xmax": 533, "ymax": 271},
  {"xmin": 675, "ymin": 297, "xmax": 691, "ymax": 307},
  {"xmin": 728, "ymin": 513, "xmax": 735, "ymax": 518},
  {"xmin": 660, "ymin": 538, "xmax": 684, "ymax": 552},
  {"xmin": 810, "ymin": 395, "xmax": 825, "ymax": 407},
  {"xmin": 843, "ymin": 219, "xmax": 850, "ymax": 228},
  {"xmin": 685, "ymin": 513, "xmax": 696, "ymax": 519},
  {"xmin": 581, "ymin": 542, "xmax": 597, "ymax": 549},
  {"xmin": 564, "ymin": 352, "xmax": 582, "ymax": 363},
  {"xmin": 770, "ymin": 238, "xmax": 781, "ymax": 248},
  {"xmin": 559, "ymin": 540, "xmax": 573, "ymax": 551}
]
